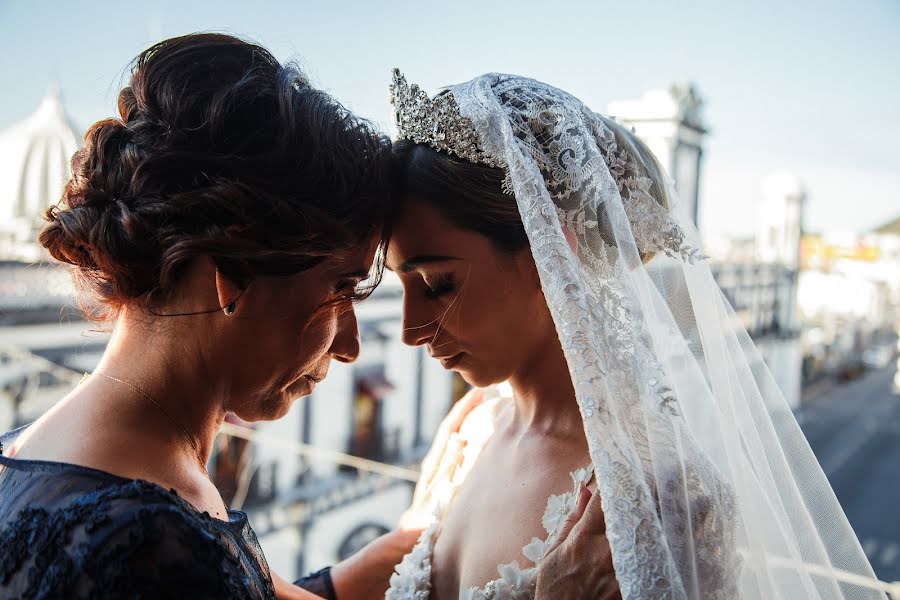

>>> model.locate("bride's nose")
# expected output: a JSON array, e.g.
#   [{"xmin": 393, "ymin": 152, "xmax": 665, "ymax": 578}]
[{"xmin": 401, "ymin": 295, "xmax": 435, "ymax": 347}]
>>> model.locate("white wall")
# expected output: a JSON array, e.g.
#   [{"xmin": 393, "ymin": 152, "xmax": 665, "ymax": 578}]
[
  {"xmin": 256, "ymin": 525, "xmax": 303, "ymax": 582},
  {"xmin": 254, "ymin": 398, "xmax": 304, "ymax": 493},
  {"xmin": 307, "ymin": 363, "xmax": 354, "ymax": 476},
  {"xmin": 382, "ymin": 326, "xmax": 420, "ymax": 449}
]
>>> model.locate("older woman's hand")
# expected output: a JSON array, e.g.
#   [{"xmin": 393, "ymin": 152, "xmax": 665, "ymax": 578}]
[
  {"xmin": 330, "ymin": 527, "xmax": 424, "ymax": 600},
  {"xmin": 536, "ymin": 486, "xmax": 620, "ymax": 600}
]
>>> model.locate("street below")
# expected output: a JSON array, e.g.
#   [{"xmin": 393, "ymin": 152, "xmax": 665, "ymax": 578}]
[{"xmin": 799, "ymin": 365, "xmax": 900, "ymax": 583}]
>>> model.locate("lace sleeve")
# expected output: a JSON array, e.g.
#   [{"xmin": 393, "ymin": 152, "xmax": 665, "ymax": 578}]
[
  {"xmin": 79, "ymin": 502, "xmax": 263, "ymax": 599},
  {"xmin": 294, "ymin": 566, "xmax": 336, "ymax": 600}
]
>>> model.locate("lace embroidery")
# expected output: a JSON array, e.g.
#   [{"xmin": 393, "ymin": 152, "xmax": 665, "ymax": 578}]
[
  {"xmin": 476, "ymin": 77, "xmax": 706, "ymax": 265},
  {"xmin": 449, "ymin": 74, "xmax": 740, "ymax": 600},
  {"xmin": 385, "ymin": 397, "xmax": 594, "ymax": 600}
]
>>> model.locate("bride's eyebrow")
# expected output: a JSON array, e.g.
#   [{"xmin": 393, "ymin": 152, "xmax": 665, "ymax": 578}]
[{"xmin": 387, "ymin": 254, "xmax": 461, "ymax": 273}]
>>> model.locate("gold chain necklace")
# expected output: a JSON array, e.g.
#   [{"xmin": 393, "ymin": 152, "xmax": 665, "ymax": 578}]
[{"xmin": 92, "ymin": 373, "xmax": 208, "ymax": 472}]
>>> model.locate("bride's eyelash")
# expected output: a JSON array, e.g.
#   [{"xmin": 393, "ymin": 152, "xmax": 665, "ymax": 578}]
[{"xmin": 424, "ymin": 274, "xmax": 455, "ymax": 300}]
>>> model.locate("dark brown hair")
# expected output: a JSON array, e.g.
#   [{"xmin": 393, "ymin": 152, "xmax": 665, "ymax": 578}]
[
  {"xmin": 40, "ymin": 33, "xmax": 392, "ymax": 320},
  {"xmin": 391, "ymin": 116, "xmax": 670, "ymax": 263},
  {"xmin": 391, "ymin": 139, "xmax": 528, "ymax": 253}
]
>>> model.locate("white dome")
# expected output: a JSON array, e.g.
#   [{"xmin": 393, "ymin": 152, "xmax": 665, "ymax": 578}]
[{"xmin": 0, "ymin": 85, "xmax": 80, "ymax": 260}]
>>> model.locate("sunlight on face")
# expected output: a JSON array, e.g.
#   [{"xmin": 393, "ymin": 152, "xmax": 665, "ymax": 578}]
[
  {"xmin": 386, "ymin": 199, "xmax": 556, "ymax": 388},
  {"xmin": 223, "ymin": 237, "xmax": 379, "ymax": 421}
]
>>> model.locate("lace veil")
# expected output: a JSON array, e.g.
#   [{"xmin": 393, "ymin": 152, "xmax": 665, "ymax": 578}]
[{"xmin": 393, "ymin": 72, "xmax": 886, "ymax": 599}]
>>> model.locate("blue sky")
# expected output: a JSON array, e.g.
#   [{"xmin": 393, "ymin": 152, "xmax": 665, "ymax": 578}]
[{"xmin": 1, "ymin": 0, "xmax": 897, "ymax": 238}]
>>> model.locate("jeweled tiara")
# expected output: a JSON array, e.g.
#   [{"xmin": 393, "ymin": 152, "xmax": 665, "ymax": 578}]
[{"xmin": 389, "ymin": 68, "xmax": 505, "ymax": 169}]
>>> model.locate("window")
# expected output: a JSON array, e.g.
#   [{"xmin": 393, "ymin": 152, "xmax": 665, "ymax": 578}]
[{"xmin": 344, "ymin": 368, "xmax": 394, "ymax": 468}]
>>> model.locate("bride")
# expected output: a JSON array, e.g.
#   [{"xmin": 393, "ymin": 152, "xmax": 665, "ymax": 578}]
[{"xmin": 383, "ymin": 71, "xmax": 886, "ymax": 599}]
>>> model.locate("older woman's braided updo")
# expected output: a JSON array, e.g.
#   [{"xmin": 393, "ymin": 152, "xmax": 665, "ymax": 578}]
[{"xmin": 40, "ymin": 33, "xmax": 392, "ymax": 320}]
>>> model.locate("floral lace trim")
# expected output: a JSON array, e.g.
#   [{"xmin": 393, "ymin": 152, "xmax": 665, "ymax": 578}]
[
  {"xmin": 492, "ymin": 88, "xmax": 705, "ymax": 265},
  {"xmin": 459, "ymin": 466, "xmax": 593, "ymax": 600},
  {"xmin": 385, "ymin": 390, "xmax": 593, "ymax": 600}
]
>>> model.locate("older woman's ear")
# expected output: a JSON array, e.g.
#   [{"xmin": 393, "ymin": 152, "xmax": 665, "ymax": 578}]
[{"xmin": 213, "ymin": 261, "xmax": 244, "ymax": 316}]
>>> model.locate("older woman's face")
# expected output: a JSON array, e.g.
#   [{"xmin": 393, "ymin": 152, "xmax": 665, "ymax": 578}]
[
  {"xmin": 222, "ymin": 238, "xmax": 379, "ymax": 421},
  {"xmin": 386, "ymin": 199, "xmax": 556, "ymax": 388}
]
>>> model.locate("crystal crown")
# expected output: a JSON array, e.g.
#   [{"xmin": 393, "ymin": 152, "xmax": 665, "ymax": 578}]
[{"xmin": 389, "ymin": 68, "xmax": 505, "ymax": 169}]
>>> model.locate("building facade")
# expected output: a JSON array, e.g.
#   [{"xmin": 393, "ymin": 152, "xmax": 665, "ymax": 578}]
[
  {"xmin": 608, "ymin": 83, "xmax": 706, "ymax": 226},
  {"xmin": 0, "ymin": 86, "xmax": 79, "ymax": 262}
]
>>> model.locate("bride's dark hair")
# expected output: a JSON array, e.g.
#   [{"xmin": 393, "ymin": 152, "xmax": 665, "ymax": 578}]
[
  {"xmin": 41, "ymin": 33, "xmax": 392, "ymax": 320},
  {"xmin": 391, "ymin": 139, "xmax": 527, "ymax": 252},
  {"xmin": 391, "ymin": 118, "xmax": 670, "ymax": 263}
]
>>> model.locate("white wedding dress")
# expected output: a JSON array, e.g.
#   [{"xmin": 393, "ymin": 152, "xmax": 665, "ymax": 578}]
[{"xmin": 386, "ymin": 385, "xmax": 595, "ymax": 600}]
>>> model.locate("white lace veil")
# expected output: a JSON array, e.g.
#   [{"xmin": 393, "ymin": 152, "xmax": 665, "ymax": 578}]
[{"xmin": 400, "ymin": 73, "xmax": 884, "ymax": 599}]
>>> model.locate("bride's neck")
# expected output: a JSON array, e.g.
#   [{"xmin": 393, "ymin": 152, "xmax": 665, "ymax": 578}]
[{"xmin": 506, "ymin": 334, "xmax": 582, "ymax": 435}]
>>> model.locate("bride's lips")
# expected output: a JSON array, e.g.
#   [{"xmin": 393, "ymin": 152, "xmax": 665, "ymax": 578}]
[{"xmin": 433, "ymin": 352, "xmax": 465, "ymax": 369}]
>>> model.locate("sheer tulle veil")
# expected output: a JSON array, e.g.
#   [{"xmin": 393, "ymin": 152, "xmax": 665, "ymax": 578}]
[{"xmin": 390, "ymin": 71, "xmax": 886, "ymax": 599}]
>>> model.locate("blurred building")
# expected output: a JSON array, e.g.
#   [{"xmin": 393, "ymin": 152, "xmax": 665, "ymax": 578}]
[
  {"xmin": 703, "ymin": 174, "xmax": 806, "ymax": 408},
  {"xmin": 0, "ymin": 85, "xmax": 78, "ymax": 262},
  {"xmin": 0, "ymin": 86, "xmax": 84, "ymax": 428},
  {"xmin": 608, "ymin": 83, "xmax": 706, "ymax": 226},
  {"xmin": 752, "ymin": 173, "xmax": 806, "ymax": 406},
  {"xmin": 0, "ymin": 88, "xmax": 80, "ymax": 327},
  {"xmin": 611, "ymin": 87, "xmax": 805, "ymax": 408},
  {"xmin": 757, "ymin": 173, "xmax": 806, "ymax": 270},
  {"xmin": 797, "ymin": 221, "xmax": 900, "ymax": 380}
]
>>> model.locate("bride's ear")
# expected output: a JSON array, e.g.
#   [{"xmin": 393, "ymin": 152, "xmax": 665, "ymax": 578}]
[
  {"xmin": 514, "ymin": 248, "xmax": 543, "ymax": 292},
  {"xmin": 514, "ymin": 225, "xmax": 578, "ymax": 292},
  {"xmin": 562, "ymin": 225, "xmax": 579, "ymax": 256}
]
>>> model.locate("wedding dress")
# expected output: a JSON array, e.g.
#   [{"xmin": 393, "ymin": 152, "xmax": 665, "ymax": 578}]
[
  {"xmin": 385, "ymin": 71, "xmax": 886, "ymax": 600},
  {"xmin": 387, "ymin": 385, "xmax": 599, "ymax": 600}
]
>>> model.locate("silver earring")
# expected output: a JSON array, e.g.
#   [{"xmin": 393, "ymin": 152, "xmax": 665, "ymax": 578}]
[{"xmin": 224, "ymin": 301, "xmax": 236, "ymax": 316}]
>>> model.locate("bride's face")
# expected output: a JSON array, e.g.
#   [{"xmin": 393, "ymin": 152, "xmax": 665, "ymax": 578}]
[{"xmin": 386, "ymin": 199, "xmax": 556, "ymax": 387}]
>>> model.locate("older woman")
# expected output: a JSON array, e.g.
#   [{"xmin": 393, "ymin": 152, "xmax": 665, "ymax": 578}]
[
  {"xmin": 0, "ymin": 32, "xmax": 402, "ymax": 599},
  {"xmin": 0, "ymin": 34, "xmax": 608, "ymax": 599}
]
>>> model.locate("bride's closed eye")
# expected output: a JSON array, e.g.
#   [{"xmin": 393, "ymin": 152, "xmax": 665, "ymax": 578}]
[{"xmin": 423, "ymin": 274, "xmax": 456, "ymax": 300}]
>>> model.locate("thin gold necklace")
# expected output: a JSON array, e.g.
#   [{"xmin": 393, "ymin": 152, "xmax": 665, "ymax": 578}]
[{"xmin": 92, "ymin": 372, "xmax": 208, "ymax": 472}]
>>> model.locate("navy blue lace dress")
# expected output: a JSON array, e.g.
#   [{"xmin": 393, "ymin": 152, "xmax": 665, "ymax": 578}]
[{"xmin": 0, "ymin": 425, "xmax": 334, "ymax": 599}]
